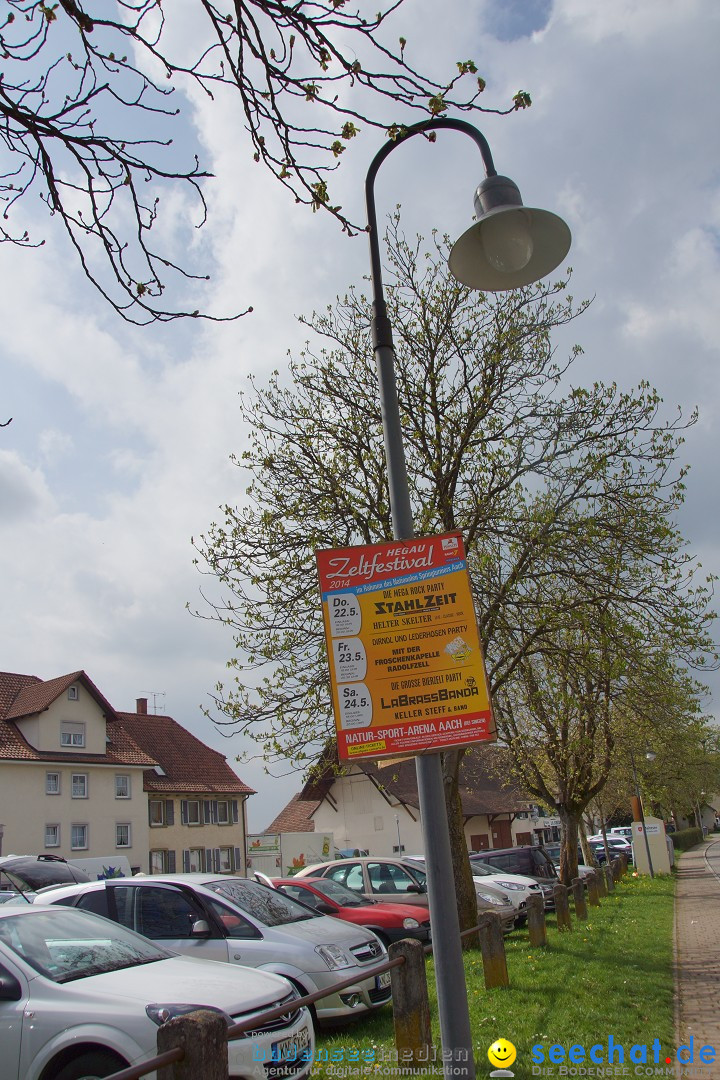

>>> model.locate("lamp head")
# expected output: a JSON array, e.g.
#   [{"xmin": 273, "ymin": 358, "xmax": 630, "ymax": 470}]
[{"xmin": 448, "ymin": 174, "xmax": 571, "ymax": 291}]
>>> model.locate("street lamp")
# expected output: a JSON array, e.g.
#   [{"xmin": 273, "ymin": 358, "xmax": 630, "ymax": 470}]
[
  {"xmin": 365, "ymin": 117, "xmax": 571, "ymax": 1080},
  {"xmin": 629, "ymin": 747, "xmax": 656, "ymax": 878}
]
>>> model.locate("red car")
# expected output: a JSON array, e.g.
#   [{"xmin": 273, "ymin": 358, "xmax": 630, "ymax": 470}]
[{"xmin": 273, "ymin": 876, "xmax": 431, "ymax": 947}]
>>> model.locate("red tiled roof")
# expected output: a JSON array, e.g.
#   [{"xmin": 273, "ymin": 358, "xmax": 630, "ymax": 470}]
[
  {"xmin": 3, "ymin": 670, "xmax": 118, "ymax": 722},
  {"xmin": 265, "ymin": 793, "xmax": 320, "ymax": 833},
  {"xmin": 0, "ymin": 670, "xmax": 155, "ymax": 767},
  {"xmin": 116, "ymin": 711, "xmax": 255, "ymax": 795}
]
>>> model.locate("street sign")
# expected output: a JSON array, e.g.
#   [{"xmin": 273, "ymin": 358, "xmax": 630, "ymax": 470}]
[{"xmin": 316, "ymin": 532, "xmax": 495, "ymax": 761}]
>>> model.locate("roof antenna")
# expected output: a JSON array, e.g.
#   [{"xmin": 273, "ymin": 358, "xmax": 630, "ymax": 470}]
[{"xmin": 140, "ymin": 692, "xmax": 166, "ymax": 715}]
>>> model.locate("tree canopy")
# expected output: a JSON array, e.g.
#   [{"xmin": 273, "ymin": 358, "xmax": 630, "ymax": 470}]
[
  {"xmin": 191, "ymin": 219, "xmax": 716, "ymax": 921},
  {"xmin": 0, "ymin": 0, "xmax": 526, "ymax": 322}
]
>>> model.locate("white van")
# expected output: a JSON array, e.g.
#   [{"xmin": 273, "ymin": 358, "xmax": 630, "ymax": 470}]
[{"xmin": 68, "ymin": 855, "xmax": 133, "ymax": 879}]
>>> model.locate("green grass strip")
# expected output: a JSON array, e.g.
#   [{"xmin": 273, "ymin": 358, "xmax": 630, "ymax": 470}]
[{"xmin": 312, "ymin": 873, "xmax": 675, "ymax": 1079}]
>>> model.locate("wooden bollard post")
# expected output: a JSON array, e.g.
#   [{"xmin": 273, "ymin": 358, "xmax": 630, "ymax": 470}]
[
  {"xmin": 619, "ymin": 852, "xmax": 628, "ymax": 877},
  {"xmin": 553, "ymin": 883, "xmax": 572, "ymax": 931},
  {"xmin": 571, "ymin": 877, "xmax": 587, "ymax": 921},
  {"xmin": 604, "ymin": 864, "xmax": 615, "ymax": 893},
  {"xmin": 586, "ymin": 871, "xmax": 600, "ymax": 908},
  {"xmin": 527, "ymin": 893, "xmax": 547, "ymax": 948},
  {"xmin": 388, "ymin": 939, "xmax": 433, "ymax": 1066},
  {"xmin": 478, "ymin": 911, "xmax": 509, "ymax": 988},
  {"xmin": 596, "ymin": 864, "xmax": 608, "ymax": 897},
  {"xmin": 158, "ymin": 1010, "xmax": 228, "ymax": 1080},
  {"xmin": 611, "ymin": 856, "xmax": 622, "ymax": 883}
]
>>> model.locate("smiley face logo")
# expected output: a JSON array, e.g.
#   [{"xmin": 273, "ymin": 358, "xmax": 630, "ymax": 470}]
[{"xmin": 488, "ymin": 1039, "xmax": 517, "ymax": 1070}]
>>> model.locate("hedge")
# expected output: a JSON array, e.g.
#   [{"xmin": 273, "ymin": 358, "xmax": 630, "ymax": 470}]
[{"xmin": 670, "ymin": 827, "xmax": 703, "ymax": 851}]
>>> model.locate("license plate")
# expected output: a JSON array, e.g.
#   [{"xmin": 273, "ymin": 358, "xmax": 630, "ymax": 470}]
[
  {"xmin": 271, "ymin": 1026, "xmax": 311, "ymax": 1063},
  {"xmin": 376, "ymin": 971, "xmax": 391, "ymax": 990}
]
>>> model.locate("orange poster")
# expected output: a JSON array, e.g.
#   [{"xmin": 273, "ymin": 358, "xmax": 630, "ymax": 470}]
[{"xmin": 316, "ymin": 532, "xmax": 495, "ymax": 761}]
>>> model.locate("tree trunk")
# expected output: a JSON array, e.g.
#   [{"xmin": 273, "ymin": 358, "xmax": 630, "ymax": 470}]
[
  {"xmin": 557, "ymin": 806, "xmax": 580, "ymax": 886},
  {"xmin": 442, "ymin": 749, "xmax": 479, "ymax": 949},
  {"xmin": 579, "ymin": 829, "xmax": 598, "ymax": 869}
]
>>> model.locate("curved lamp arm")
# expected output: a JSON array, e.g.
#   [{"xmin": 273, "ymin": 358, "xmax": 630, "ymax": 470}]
[{"xmin": 365, "ymin": 118, "xmax": 496, "ymax": 351}]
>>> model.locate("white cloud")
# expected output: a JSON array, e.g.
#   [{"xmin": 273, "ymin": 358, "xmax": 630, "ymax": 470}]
[
  {"xmin": 1, "ymin": 0, "xmax": 719, "ymax": 828},
  {"xmin": 0, "ymin": 452, "xmax": 55, "ymax": 526}
]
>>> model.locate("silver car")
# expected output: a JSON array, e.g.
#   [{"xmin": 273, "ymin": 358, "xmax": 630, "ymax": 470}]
[
  {"xmin": 23, "ymin": 874, "xmax": 391, "ymax": 1024},
  {"xmin": 0, "ymin": 903, "xmax": 314, "ymax": 1080},
  {"xmin": 295, "ymin": 856, "xmax": 517, "ymax": 931}
]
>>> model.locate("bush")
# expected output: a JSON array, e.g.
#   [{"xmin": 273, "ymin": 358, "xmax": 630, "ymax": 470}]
[{"xmin": 670, "ymin": 827, "xmax": 703, "ymax": 851}]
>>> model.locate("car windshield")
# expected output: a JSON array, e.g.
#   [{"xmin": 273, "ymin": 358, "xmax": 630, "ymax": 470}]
[
  {"xmin": 469, "ymin": 863, "xmax": 495, "ymax": 878},
  {"xmin": 403, "ymin": 864, "xmax": 426, "ymax": 887},
  {"xmin": 207, "ymin": 878, "xmax": 319, "ymax": 926},
  {"xmin": 479, "ymin": 862, "xmax": 512, "ymax": 875},
  {"xmin": 305, "ymin": 878, "xmax": 366, "ymax": 907},
  {"xmin": 0, "ymin": 908, "xmax": 170, "ymax": 983}
]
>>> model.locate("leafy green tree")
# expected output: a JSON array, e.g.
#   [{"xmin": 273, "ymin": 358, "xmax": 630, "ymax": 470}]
[
  {"xmin": 495, "ymin": 622, "xmax": 714, "ymax": 883},
  {"xmin": 0, "ymin": 0, "xmax": 526, "ymax": 322},
  {"xmin": 191, "ymin": 219, "xmax": 714, "ymax": 929}
]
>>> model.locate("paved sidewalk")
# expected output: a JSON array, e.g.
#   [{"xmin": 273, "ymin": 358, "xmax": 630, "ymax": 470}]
[{"xmin": 674, "ymin": 837, "xmax": 720, "ymax": 1051}]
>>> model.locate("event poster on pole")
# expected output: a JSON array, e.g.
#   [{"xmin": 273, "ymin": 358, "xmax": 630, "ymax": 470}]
[{"xmin": 316, "ymin": 532, "xmax": 495, "ymax": 762}]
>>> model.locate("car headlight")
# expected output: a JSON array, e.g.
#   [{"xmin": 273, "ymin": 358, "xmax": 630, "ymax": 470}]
[
  {"xmin": 494, "ymin": 881, "xmax": 524, "ymax": 891},
  {"xmin": 402, "ymin": 917, "xmax": 420, "ymax": 929},
  {"xmin": 316, "ymin": 943, "xmax": 351, "ymax": 970},
  {"xmin": 478, "ymin": 893, "xmax": 505, "ymax": 906},
  {"xmin": 146, "ymin": 1003, "xmax": 231, "ymax": 1027}
]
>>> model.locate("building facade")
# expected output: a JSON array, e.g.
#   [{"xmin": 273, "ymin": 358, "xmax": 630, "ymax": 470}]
[
  {"xmin": 0, "ymin": 671, "xmax": 154, "ymax": 870},
  {"xmin": 268, "ymin": 745, "xmax": 542, "ymax": 856},
  {"xmin": 0, "ymin": 673, "xmax": 254, "ymax": 876}
]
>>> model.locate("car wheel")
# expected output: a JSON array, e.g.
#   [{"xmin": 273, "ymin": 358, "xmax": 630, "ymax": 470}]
[{"xmin": 51, "ymin": 1051, "xmax": 127, "ymax": 1080}]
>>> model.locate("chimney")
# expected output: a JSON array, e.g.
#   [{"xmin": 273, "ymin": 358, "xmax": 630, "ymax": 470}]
[{"xmin": 136, "ymin": 697, "xmax": 148, "ymax": 716}]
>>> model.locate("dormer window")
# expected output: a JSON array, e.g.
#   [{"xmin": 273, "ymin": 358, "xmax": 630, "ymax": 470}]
[{"xmin": 61, "ymin": 722, "xmax": 85, "ymax": 748}]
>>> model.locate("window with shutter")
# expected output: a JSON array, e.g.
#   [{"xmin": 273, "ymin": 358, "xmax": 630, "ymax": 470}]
[
  {"xmin": 166, "ymin": 801, "xmax": 174, "ymax": 826},
  {"xmin": 232, "ymin": 800, "xmax": 239, "ymax": 823},
  {"xmin": 182, "ymin": 849, "xmax": 190, "ymax": 872}
]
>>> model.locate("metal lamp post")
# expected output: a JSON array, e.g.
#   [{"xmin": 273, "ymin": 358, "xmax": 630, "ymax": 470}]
[
  {"xmin": 364, "ymin": 117, "xmax": 571, "ymax": 1079},
  {"xmin": 630, "ymin": 747, "xmax": 656, "ymax": 878}
]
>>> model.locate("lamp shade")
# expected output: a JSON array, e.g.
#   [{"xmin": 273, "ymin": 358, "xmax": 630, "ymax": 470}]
[{"xmin": 448, "ymin": 174, "xmax": 571, "ymax": 292}]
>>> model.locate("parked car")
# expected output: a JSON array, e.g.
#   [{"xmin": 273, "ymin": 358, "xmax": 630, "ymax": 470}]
[
  {"xmin": 587, "ymin": 836, "xmax": 634, "ymax": 864},
  {"xmin": 469, "ymin": 846, "xmax": 558, "ymax": 907},
  {"xmin": 295, "ymin": 857, "xmax": 516, "ymax": 931},
  {"xmin": 542, "ymin": 843, "xmax": 597, "ymax": 878},
  {"xmin": 271, "ymin": 876, "xmax": 431, "ymax": 946},
  {"xmin": 19, "ymin": 874, "xmax": 391, "ymax": 1025},
  {"xmin": 295, "ymin": 857, "xmax": 427, "ymax": 904},
  {"xmin": 0, "ymin": 903, "xmax": 314, "ymax": 1080},
  {"xmin": 0, "ymin": 854, "xmax": 91, "ymax": 891},
  {"xmin": 469, "ymin": 845, "xmax": 558, "ymax": 884},
  {"xmin": 609, "ymin": 827, "xmax": 634, "ymax": 842},
  {"xmin": 403, "ymin": 856, "xmax": 540, "ymax": 924}
]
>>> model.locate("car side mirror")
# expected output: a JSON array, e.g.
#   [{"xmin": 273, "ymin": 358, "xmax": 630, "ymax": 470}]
[
  {"xmin": 0, "ymin": 969, "xmax": 22, "ymax": 1001},
  {"xmin": 315, "ymin": 902, "xmax": 336, "ymax": 915},
  {"xmin": 191, "ymin": 919, "xmax": 211, "ymax": 936},
  {"xmin": 407, "ymin": 884, "xmax": 424, "ymax": 893}
]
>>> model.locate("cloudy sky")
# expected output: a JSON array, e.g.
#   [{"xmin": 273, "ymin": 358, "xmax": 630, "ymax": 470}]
[{"xmin": 2, "ymin": 0, "xmax": 718, "ymax": 832}]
